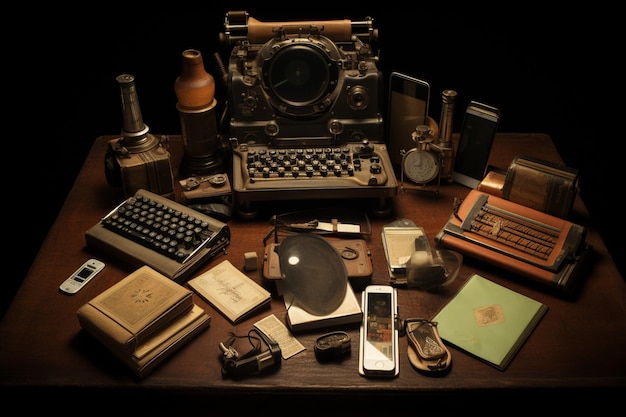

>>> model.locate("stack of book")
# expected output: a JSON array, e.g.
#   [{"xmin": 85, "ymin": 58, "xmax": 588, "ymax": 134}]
[{"xmin": 77, "ymin": 265, "xmax": 211, "ymax": 378}]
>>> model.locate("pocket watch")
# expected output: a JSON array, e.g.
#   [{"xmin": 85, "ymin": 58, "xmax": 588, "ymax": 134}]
[{"xmin": 400, "ymin": 125, "xmax": 442, "ymax": 194}]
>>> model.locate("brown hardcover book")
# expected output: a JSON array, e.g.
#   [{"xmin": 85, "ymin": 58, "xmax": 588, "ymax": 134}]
[
  {"xmin": 77, "ymin": 265, "xmax": 194, "ymax": 353},
  {"xmin": 85, "ymin": 304, "xmax": 210, "ymax": 378}
]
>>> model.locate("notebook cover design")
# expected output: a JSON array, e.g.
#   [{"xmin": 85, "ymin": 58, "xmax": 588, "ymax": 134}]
[{"xmin": 432, "ymin": 274, "xmax": 548, "ymax": 370}]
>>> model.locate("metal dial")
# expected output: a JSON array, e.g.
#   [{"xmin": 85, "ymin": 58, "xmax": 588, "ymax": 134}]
[{"xmin": 402, "ymin": 148, "xmax": 439, "ymax": 184}]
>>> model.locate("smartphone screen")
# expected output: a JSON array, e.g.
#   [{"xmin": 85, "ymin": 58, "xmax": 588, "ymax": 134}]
[
  {"xmin": 360, "ymin": 285, "xmax": 398, "ymax": 376},
  {"xmin": 386, "ymin": 72, "xmax": 430, "ymax": 168},
  {"xmin": 452, "ymin": 101, "xmax": 500, "ymax": 189}
]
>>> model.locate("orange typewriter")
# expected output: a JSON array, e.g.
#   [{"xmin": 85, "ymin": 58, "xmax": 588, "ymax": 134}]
[{"xmin": 435, "ymin": 189, "xmax": 592, "ymax": 295}]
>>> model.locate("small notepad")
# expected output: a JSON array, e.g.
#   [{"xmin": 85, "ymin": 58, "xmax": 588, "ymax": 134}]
[
  {"xmin": 188, "ymin": 260, "xmax": 271, "ymax": 324},
  {"xmin": 433, "ymin": 274, "xmax": 548, "ymax": 370}
]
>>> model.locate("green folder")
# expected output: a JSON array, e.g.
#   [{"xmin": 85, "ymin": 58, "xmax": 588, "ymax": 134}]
[{"xmin": 433, "ymin": 274, "xmax": 548, "ymax": 370}]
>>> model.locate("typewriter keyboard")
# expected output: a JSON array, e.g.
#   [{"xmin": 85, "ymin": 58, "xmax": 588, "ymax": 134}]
[
  {"xmin": 230, "ymin": 140, "xmax": 398, "ymax": 207},
  {"xmin": 101, "ymin": 191, "xmax": 220, "ymax": 263},
  {"xmin": 469, "ymin": 204, "xmax": 557, "ymax": 260}
]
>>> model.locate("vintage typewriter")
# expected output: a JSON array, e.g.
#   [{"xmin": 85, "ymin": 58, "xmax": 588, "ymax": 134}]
[
  {"xmin": 435, "ymin": 189, "xmax": 592, "ymax": 295},
  {"xmin": 85, "ymin": 189, "xmax": 230, "ymax": 283},
  {"xmin": 220, "ymin": 11, "xmax": 397, "ymax": 216}
]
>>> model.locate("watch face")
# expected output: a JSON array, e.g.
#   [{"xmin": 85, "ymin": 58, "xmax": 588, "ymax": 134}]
[{"xmin": 403, "ymin": 149, "xmax": 439, "ymax": 184}]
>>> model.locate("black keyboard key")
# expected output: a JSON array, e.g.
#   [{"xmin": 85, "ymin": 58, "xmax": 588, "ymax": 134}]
[{"xmin": 101, "ymin": 192, "xmax": 219, "ymax": 263}]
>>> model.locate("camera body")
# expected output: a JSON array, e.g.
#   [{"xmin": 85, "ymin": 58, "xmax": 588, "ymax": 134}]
[
  {"xmin": 104, "ymin": 134, "xmax": 174, "ymax": 198},
  {"xmin": 105, "ymin": 74, "xmax": 174, "ymax": 198},
  {"xmin": 226, "ymin": 25, "xmax": 384, "ymax": 147}
]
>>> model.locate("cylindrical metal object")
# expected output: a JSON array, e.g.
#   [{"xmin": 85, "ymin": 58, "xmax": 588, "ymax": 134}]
[
  {"xmin": 431, "ymin": 89, "xmax": 457, "ymax": 182},
  {"xmin": 221, "ymin": 12, "xmax": 376, "ymax": 46},
  {"xmin": 438, "ymin": 90, "xmax": 457, "ymax": 146},
  {"xmin": 178, "ymin": 99, "xmax": 218, "ymax": 154},
  {"xmin": 175, "ymin": 50, "xmax": 227, "ymax": 176},
  {"xmin": 107, "ymin": 74, "xmax": 173, "ymax": 196},
  {"xmin": 116, "ymin": 74, "xmax": 157, "ymax": 152},
  {"xmin": 117, "ymin": 74, "xmax": 147, "ymax": 136},
  {"xmin": 177, "ymin": 99, "xmax": 228, "ymax": 176}
]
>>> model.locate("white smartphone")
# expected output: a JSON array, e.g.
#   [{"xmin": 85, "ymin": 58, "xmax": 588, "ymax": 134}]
[
  {"xmin": 359, "ymin": 284, "xmax": 399, "ymax": 377},
  {"xmin": 452, "ymin": 100, "xmax": 501, "ymax": 189},
  {"xmin": 386, "ymin": 72, "xmax": 430, "ymax": 168},
  {"xmin": 59, "ymin": 258, "xmax": 105, "ymax": 295}
]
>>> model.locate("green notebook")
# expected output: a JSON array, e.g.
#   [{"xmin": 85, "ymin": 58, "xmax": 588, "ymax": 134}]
[{"xmin": 433, "ymin": 274, "xmax": 548, "ymax": 370}]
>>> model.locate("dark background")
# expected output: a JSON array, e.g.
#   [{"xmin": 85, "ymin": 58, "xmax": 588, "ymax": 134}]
[{"xmin": 6, "ymin": 4, "xmax": 620, "ymax": 318}]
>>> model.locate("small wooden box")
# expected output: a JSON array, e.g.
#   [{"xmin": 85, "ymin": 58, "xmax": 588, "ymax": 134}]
[{"xmin": 108, "ymin": 138, "xmax": 174, "ymax": 198}]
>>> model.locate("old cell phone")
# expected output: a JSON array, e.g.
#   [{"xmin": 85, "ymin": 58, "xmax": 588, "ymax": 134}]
[
  {"xmin": 359, "ymin": 284, "xmax": 399, "ymax": 377},
  {"xmin": 386, "ymin": 72, "xmax": 430, "ymax": 168},
  {"xmin": 59, "ymin": 258, "xmax": 105, "ymax": 295},
  {"xmin": 452, "ymin": 100, "xmax": 501, "ymax": 189}
]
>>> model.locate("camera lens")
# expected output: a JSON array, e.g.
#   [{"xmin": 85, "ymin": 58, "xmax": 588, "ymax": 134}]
[
  {"xmin": 267, "ymin": 45, "xmax": 332, "ymax": 105},
  {"xmin": 348, "ymin": 86, "xmax": 369, "ymax": 110}
]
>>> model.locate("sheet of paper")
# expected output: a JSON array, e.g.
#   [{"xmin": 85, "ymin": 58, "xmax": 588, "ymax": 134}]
[
  {"xmin": 317, "ymin": 221, "xmax": 360, "ymax": 234},
  {"xmin": 254, "ymin": 314, "xmax": 306, "ymax": 359}
]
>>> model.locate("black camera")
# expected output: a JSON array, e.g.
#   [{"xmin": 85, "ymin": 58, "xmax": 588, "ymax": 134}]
[
  {"xmin": 219, "ymin": 329, "xmax": 281, "ymax": 378},
  {"xmin": 222, "ymin": 11, "xmax": 384, "ymax": 147}
]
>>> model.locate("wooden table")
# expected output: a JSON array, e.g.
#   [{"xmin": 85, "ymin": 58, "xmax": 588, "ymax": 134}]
[{"xmin": 2, "ymin": 133, "xmax": 624, "ymax": 413}]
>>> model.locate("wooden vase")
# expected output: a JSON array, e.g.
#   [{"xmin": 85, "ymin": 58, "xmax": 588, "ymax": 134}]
[{"xmin": 174, "ymin": 49, "xmax": 215, "ymax": 109}]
